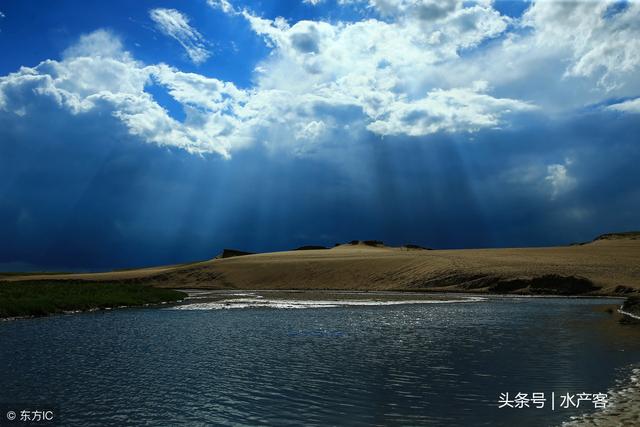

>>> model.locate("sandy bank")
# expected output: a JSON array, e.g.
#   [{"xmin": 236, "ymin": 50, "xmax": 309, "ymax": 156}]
[{"xmin": 3, "ymin": 236, "xmax": 640, "ymax": 296}]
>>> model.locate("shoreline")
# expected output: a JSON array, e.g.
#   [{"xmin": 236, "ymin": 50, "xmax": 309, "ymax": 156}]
[
  {"xmin": 0, "ymin": 287, "xmax": 636, "ymax": 321},
  {"xmin": 179, "ymin": 288, "xmax": 632, "ymax": 299},
  {"xmin": 618, "ymin": 308, "xmax": 640, "ymax": 321},
  {"xmin": 562, "ymin": 365, "xmax": 640, "ymax": 426}
]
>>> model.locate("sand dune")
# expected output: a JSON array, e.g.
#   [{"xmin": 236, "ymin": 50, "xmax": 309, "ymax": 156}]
[{"xmin": 4, "ymin": 234, "xmax": 640, "ymax": 295}]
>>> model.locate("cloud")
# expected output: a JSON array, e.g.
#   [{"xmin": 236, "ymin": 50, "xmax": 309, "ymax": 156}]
[
  {"xmin": 607, "ymin": 97, "xmax": 640, "ymax": 114},
  {"xmin": 2, "ymin": 1, "xmax": 640, "ymax": 270},
  {"xmin": 0, "ymin": 8, "xmax": 528, "ymax": 159},
  {"xmin": 338, "ymin": 0, "xmax": 464, "ymax": 20},
  {"xmin": 545, "ymin": 159, "xmax": 576, "ymax": 199},
  {"xmin": 295, "ymin": 120, "xmax": 326, "ymax": 140},
  {"xmin": 149, "ymin": 8, "xmax": 210, "ymax": 65},
  {"xmin": 366, "ymin": 82, "xmax": 535, "ymax": 136},
  {"xmin": 523, "ymin": 1, "xmax": 640, "ymax": 90},
  {"xmin": 208, "ymin": 0, "xmax": 237, "ymax": 14},
  {"xmin": 0, "ymin": 30, "xmax": 240, "ymax": 156},
  {"xmin": 2, "ymin": 1, "xmax": 640, "ymax": 160},
  {"xmin": 235, "ymin": 4, "xmax": 520, "ymax": 138},
  {"xmin": 62, "ymin": 29, "xmax": 126, "ymax": 60},
  {"xmin": 3, "ymin": 103, "xmax": 640, "ymax": 270}
]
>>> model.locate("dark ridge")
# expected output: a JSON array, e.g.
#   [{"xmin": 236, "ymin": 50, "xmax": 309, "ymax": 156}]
[
  {"xmin": 403, "ymin": 244, "xmax": 432, "ymax": 250},
  {"xmin": 294, "ymin": 245, "xmax": 328, "ymax": 250},
  {"xmin": 615, "ymin": 285, "xmax": 638, "ymax": 294},
  {"xmin": 568, "ymin": 231, "xmax": 640, "ymax": 246},
  {"xmin": 408, "ymin": 273, "xmax": 600, "ymax": 295},
  {"xmin": 346, "ymin": 240, "xmax": 384, "ymax": 246},
  {"xmin": 217, "ymin": 249, "xmax": 255, "ymax": 259},
  {"xmin": 594, "ymin": 231, "xmax": 640, "ymax": 241},
  {"xmin": 489, "ymin": 274, "xmax": 599, "ymax": 295}
]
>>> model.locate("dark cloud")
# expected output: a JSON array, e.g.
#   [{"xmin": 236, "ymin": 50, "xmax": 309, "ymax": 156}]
[{"xmin": 1, "ymin": 101, "xmax": 639, "ymax": 271}]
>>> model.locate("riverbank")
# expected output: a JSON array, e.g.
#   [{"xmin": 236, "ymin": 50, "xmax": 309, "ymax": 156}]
[
  {"xmin": 562, "ymin": 366, "xmax": 640, "ymax": 426},
  {"xmin": 0, "ymin": 281, "xmax": 186, "ymax": 319},
  {"xmin": 2, "ymin": 233, "xmax": 638, "ymax": 321},
  {"xmin": 3, "ymin": 286, "xmax": 636, "ymax": 321},
  {"xmin": 561, "ymin": 298, "xmax": 640, "ymax": 426}
]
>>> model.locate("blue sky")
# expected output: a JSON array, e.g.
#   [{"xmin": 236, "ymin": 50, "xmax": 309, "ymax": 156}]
[{"xmin": 1, "ymin": 0, "xmax": 639, "ymax": 271}]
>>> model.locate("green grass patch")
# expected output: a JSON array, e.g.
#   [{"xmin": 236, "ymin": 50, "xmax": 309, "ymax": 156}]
[{"xmin": 0, "ymin": 281, "xmax": 186, "ymax": 318}]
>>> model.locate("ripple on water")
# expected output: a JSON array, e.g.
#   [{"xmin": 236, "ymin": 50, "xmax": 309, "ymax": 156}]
[
  {"xmin": 0, "ymin": 297, "xmax": 638, "ymax": 426},
  {"xmin": 169, "ymin": 296, "xmax": 487, "ymax": 310}
]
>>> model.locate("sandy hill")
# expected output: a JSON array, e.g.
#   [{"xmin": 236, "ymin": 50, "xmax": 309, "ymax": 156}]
[{"xmin": 4, "ymin": 234, "xmax": 640, "ymax": 296}]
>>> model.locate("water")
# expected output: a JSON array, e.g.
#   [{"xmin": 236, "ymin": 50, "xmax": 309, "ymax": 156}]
[{"xmin": 1, "ymin": 296, "xmax": 639, "ymax": 426}]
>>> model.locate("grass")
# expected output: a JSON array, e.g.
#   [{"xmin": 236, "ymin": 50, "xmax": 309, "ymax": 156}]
[{"xmin": 0, "ymin": 281, "xmax": 186, "ymax": 318}]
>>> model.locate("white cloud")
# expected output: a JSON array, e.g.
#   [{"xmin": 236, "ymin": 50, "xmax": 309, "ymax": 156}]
[
  {"xmin": 545, "ymin": 159, "xmax": 576, "ymax": 199},
  {"xmin": 0, "ymin": 30, "xmax": 237, "ymax": 156},
  {"xmin": 234, "ymin": 5, "xmax": 520, "ymax": 138},
  {"xmin": 380, "ymin": 0, "xmax": 640, "ymax": 113},
  {"xmin": 523, "ymin": 1, "xmax": 640, "ymax": 90},
  {"xmin": 62, "ymin": 29, "xmax": 126, "ymax": 60},
  {"xmin": 149, "ymin": 8, "xmax": 210, "ymax": 65},
  {"xmin": 340, "ymin": 0, "xmax": 464, "ymax": 20},
  {"xmin": 607, "ymin": 97, "xmax": 640, "ymax": 114},
  {"xmin": 295, "ymin": 120, "xmax": 326, "ymax": 140},
  {"xmin": 242, "ymin": 2, "xmax": 508, "ymax": 64},
  {"xmin": 207, "ymin": 0, "xmax": 237, "ymax": 14},
  {"xmin": 151, "ymin": 65, "xmax": 246, "ymax": 112},
  {"xmin": 366, "ymin": 82, "xmax": 535, "ymax": 136},
  {"xmin": 2, "ymin": 1, "xmax": 640, "ymax": 159}
]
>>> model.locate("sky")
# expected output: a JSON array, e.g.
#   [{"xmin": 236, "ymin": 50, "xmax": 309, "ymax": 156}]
[{"xmin": 0, "ymin": 0, "xmax": 639, "ymax": 271}]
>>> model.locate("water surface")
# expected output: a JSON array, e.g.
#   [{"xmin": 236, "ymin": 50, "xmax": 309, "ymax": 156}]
[{"xmin": 1, "ymin": 295, "xmax": 639, "ymax": 426}]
